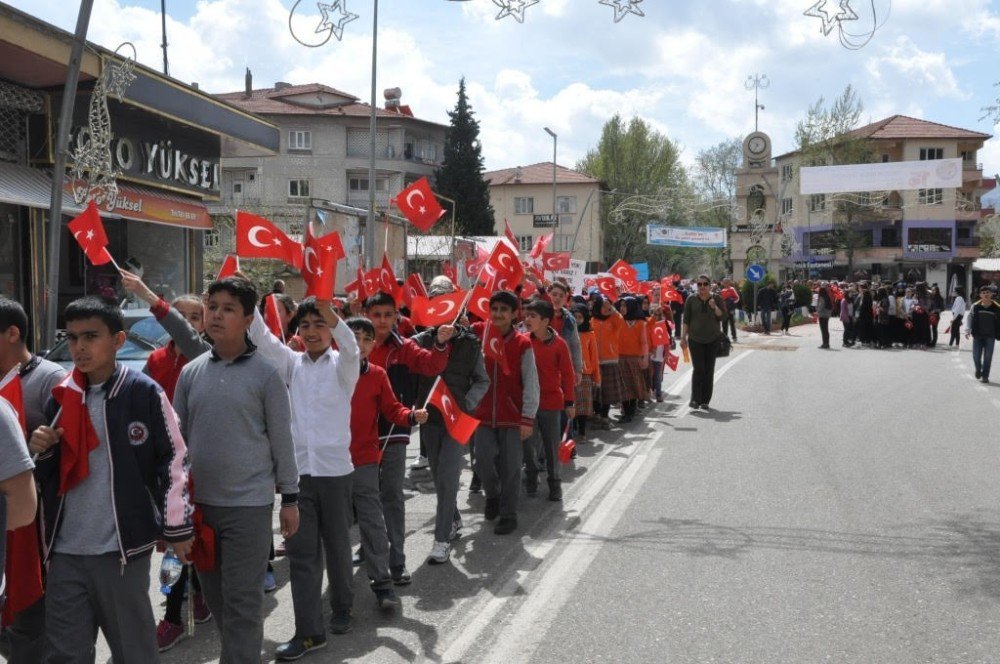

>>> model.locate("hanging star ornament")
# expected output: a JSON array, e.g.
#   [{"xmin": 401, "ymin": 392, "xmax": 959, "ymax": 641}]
[
  {"xmin": 316, "ymin": 0, "xmax": 358, "ymax": 41},
  {"xmin": 804, "ymin": 0, "xmax": 858, "ymax": 36},
  {"xmin": 599, "ymin": 0, "xmax": 645, "ymax": 23},
  {"xmin": 492, "ymin": 0, "xmax": 540, "ymax": 23}
]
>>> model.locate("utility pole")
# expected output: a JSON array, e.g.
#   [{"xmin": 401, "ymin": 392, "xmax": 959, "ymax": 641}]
[
  {"xmin": 365, "ymin": 0, "xmax": 379, "ymax": 269},
  {"xmin": 160, "ymin": 0, "xmax": 169, "ymax": 76},
  {"xmin": 745, "ymin": 73, "xmax": 769, "ymax": 132}
]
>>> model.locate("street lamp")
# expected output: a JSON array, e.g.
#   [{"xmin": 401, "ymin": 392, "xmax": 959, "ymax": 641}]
[{"xmin": 544, "ymin": 127, "xmax": 557, "ymax": 242}]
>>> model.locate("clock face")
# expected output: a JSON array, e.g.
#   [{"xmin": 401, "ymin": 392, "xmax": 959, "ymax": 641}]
[{"xmin": 748, "ymin": 136, "xmax": 767, "ymax": 155}]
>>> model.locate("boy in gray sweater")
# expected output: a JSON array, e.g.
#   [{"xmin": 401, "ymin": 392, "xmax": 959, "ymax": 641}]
[{"xmin": 173, "ymin": 277, "xmax": 299, "ymax": 664}]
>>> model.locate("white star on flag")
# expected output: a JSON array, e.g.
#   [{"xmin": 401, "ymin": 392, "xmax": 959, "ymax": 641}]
[{"xmin": 85, "ymin": 230, "xmax": 94, "ymax": 240}]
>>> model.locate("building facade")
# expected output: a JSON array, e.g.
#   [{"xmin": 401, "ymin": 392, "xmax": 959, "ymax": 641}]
[
  {"xmin": 484, "ymin": 162, "xmax": 604, "ymax": 272},
  {"xmin": 733, "ymin": 116, "xmax": 992, "ymax": 293}
]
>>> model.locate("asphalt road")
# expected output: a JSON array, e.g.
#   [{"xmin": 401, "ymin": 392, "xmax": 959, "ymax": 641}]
[{"xmin": 77, "ymin": 316, "xmax": 1000, "ymax": 663}]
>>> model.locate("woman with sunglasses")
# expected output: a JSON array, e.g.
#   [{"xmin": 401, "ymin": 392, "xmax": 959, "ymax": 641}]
[{"xmin": 680, "ymin": 275, "xmax": 727, "ymax": 411}]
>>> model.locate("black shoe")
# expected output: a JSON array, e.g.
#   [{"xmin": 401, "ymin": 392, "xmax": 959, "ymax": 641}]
[
  {"xmin": 699, "ymin": 404, "xmax": 710, "ymax": 412},
  {"xmin": 688, "ymin": 400, "xmax": 698, "ymax": 409},
  {"xmin": 484, "ymin": 497, "xmax": 500, "ymax": 521},
  {"xmin": 525, "ymin": 473, "xmax": 538, "ymax": 496},
  {"xmin": 976, "ymin": 370, "xmax": 982, "ymax": 379},
  {"xmin": 983, "ymin": 376, "xmax": 990, "ymax": 384},
  {"xmin": 494, "ymin": 516, "xmax": 518, "ymax": 535},
  {"xmin": 329, "ymin": 610, "xmax": 353, "ymax": 635},
  {"xmin": 390, "ymin": 566, "xmax": 411, "ymax": 586},
  {"xmin": 547, "ymin": 479, "xmax": 562, "ymax": 502},
  {"xmin": 469, "ymin": 473, "xmax": 482, "ymax": 493},
  {"xmin": 352, "ymin": 547, "xmax": 364, "ymax": 567},
  {"xmin": 276, "ymin": 636, "xmax": 327, "ymax": 661},
  {"xmin": 374, "ymin": 588, "xmax": 401, "ymax": 609}
]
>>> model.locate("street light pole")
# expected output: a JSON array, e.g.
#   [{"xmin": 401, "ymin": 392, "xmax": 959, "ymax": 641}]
[
  {"xmin": 544, "ymin": 126, "xmax": 557, "ymax": 245},
  {"xmin": 365, "ymin": 0, "xmax": 379, "ymax": 270}
]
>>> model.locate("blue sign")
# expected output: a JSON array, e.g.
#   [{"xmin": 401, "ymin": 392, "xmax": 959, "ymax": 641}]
[
  {"xmin": 746, "ymin": 264, "xmax": 765, "ymax": 283},
  {"xmin": 632, "ymin": 262, "xmax": 649, "ymax": 281}
]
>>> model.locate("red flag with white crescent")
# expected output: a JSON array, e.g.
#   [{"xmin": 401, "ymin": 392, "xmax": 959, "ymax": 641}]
[
  {"xmin": 650, "ymin": 321, "xmax": 670, "ymax": 347},
  {"xmin": 401, "ymin": 273, "xmax": 427, "ymax": 308},
  {"xmin": 263, "ymin": 294, "xmax": 286, "ymax": 343},
  {"xmin": 393, "ymin": 177, "xmax": 446, "ymax": 231},
  {"xmin": 442, "ymin": 260, "xmax": 458, "ymax": 284},
  {"xmin": 302, "ymin": 226, "xmax": 338, "ymax": 300},
  {"xmin": 345, "ymin": 267, "xmax": 368, "ymax": 300},
  {"xmin": 485, "ymin": 241, "xmax": 524, "ymax": 291},
  {"xmin": 541, "ymin": 252, "xmax": 571, "ymax": 272},
  {"xmin": 67, "ymin": 201, "xmax": 113, "ymax": 266},
  {"xmin": 51, "ymin": 369, "xmax": 100, "ymax": 496},
  {"xmin": 378, "ymin": 254, "xmax": 400, "ymax": 301},
  {"xmin": 503, "ymin": 218, "xmax": 520, "ymax": 251},
  {"xmin": 665, "ymin": 350, "xmax": 680, "ymax": 372},
  {"xmin": 609, "ymin": 259, "xmax": 637, "ymax": 283},
  {"xmin": 411, "ymin": 291, "xmax": 467, "ymax": 328},
  {"xmin": 530, "ymin": 232, "xmax": 553, "ymax": 259},
  {"xmin": 481, "ymin": 323, "xmax": 510, "ymax": 375},
  {"xmin": 216, "ymin": 254, "xmax": 239, "ymax": 281},
  {"xmin": 467, "ymin": 283, "xmax": 492, "ymax": 321},
  {"xmin": 426, "ymin": 377, "xmax": 481, "ymax": 445},
  {"xmin": 0, "ymin": 367, "xmax": 25, "ymax": 434},
  {"xmin": 235, "ymin": 211, "xmax": 303, "ymax": 269},
  {"xmin": 596, "ymin": 276, "xmax": 618, "ymax": 302}
]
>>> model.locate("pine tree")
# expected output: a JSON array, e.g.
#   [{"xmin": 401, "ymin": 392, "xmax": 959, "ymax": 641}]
[{"xmin": 435, "ymin": 78, "xmax": 495, "ymax": 236}]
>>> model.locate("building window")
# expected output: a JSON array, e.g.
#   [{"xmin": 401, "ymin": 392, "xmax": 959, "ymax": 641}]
[
  {"xmin": 781, "ymin": 198, "xmax": 793, "ymax": 215},
  {"xmin": 288, "ymin": 179, "xmax": 310, "ymax": 198},
  {"xmin": 232, "ymin": 182, "xmax": 243, "ymax": 194},
  {"xmin": 780, "ymin": 164, "xmax": 793, "ymax": 182},
  {"xmin": 518, "ymin": 235, "xmax": 534, "ymax": 252},
  {"xmin": 882, "ymin": 154, "xmax": 890, "ymax": 163},
  {"xmin": 203, "ymin": 229, "xmax": 220, "ymax": 248},
  {"xmin": 918, "ymin": 188, "xmax": 943, "ymax": 205},
  {"xmin": 919, "ymin": 147, "xmax": 943, "ymax": 161},
  {"xmin": 288, "ymin": 130, "xmax": 312, "ymax": 151},
  {"xmin": 881, "ymin": 227, "xmax": 899, "ymax": 247},
  {"xmin": 552, "ymin": 234, "xmax": 574, "ymax": 252},
  {"xmin": 809, "ymin": 194, "xmax": 826, "ymax": 212},
  {"xmin": 556, "ymin": 196, "xmax": 577, "ymax": 214},
  {"xmin": 348, "ymin": 177, "xmax": 387, "ymax": 192},
  {"xmin": 515, "ymin": 197, "xmax": 534, "ymax": 214}
]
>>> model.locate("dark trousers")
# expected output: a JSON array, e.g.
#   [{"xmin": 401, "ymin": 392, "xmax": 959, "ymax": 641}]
[
  {"xmin": 725, "ymin": 313, "xmax": 737, "ymax": 340},
  {"xmin": 688, "ymin": 340, "xmax": 718, "ymax": 406},
  {"xmin": 3, "ymin": 595, "xmax": 45, "ymax": 663},
  {"xmin": 760, "ymin": 309, "xmax": 773, "ymax": 333},
  {"xmin": 842, "ymin": 319, "xmax": 855, "ymax": 347},
  {"xmin": 44, "ymin": 553, "xmax": 158, "ymax": 663},
  {"xmin": 819, "ymin": 316, "xmax": 831, "ymax": 347},
  {"xmin": 524, "ymin": 410, "xmax": 563, "ymax": 483},
  {"xmin": 950, "ymin": 321, "xmax": 962, "ymax": 346},
  {"xmin": 973, "ymin": 336, "xmax": 996, "ymax": 379},
  {"xmin": 780, "ymin": 308, "xmax": 793, "ymax": 332},
  {"xmin": 929, "ymin": 319, "xmax": 939, "ymax": 346},
  {"xmin": 474, "ymin": 427, "xmax": 522, "ymax": 518},
  {"xmin": 379, "ymin": 443, "xmax": 407, "ymax": 570},
  {"xmin": 288, "ymin": 474, "xmax": 354, "ymax": 637},
  {"xmin": 422, "ymin": 423, "xmax": 465, "ymax": 543}
]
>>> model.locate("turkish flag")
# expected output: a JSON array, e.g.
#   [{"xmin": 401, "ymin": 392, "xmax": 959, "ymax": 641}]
[
  {"xmin": 263, "ymin": 294, "xmax": 287, "ymax": 342},
  {"xmin": 622, "ymin": 279, "xmax": 639, "ymax": 293},
  {"xmin": 661, "ymin": 288, "xmax": 684, "ymax": 304},
  {"xmin": 411, "ymin": 290, "xmax": 467, "ymax": 327},
  {"xmin": 557, "ymin": 425, "xmax": 576, "ymax": 464},
  {"xmin": 530, "ymin": 232, "xmax": 553, "ymax": 259},
  {"xmin": 442, "ymin": 260, "xmax": 458, "ymax": 285},
  {"xmin": 521, "ymin": 280, "xmax": 538, "ymax": 299},
  {"xmin": 378, "ymin": 254, "xmax": 399, "ymax": 299},
  {"xmin": 426, "ymin": 377, "xmax": 480, "ymax": 445},
  {"xmin": 302, "ymin": 226, "xmax": 338, "ymax": 300},
  {"xmin": 637, "ymin": 282, "xmax": 655, "ymax": 296},
  {"xmin": 485, "ymin": 241, "xmax": 523, "ymax": 291},
  {"xmin": 584, "ymin": 277, "xmax": 597, "ymax": 289},
  {"xmin": 52, "ymin": 369, "xmax": 100, "ymax": 496},
  {"xmin": 503, "ymin": 218, "xmax": 520, "ymax": 251},
  {"xmin": 467, "ymin": 283, "xmax": 492, "ymax": 321},
  {"xmin": 345, "ymin": 267, "xmax": 368, "ymax": 300},
  {"xmin": 216, "ymin": 254, "xmax": 239, "ymax": 280},
  {"xmin": 465, "ymin": 244, "xmax": 490, "ymax": 278},
  {"xmin": 665, "ymin": 350, "xmax": 679, "ymax": 372},
  {"xmin": 669, "ymin": 273, "xmax": 682, "ymax": 283},
  {"xmin": 0, "ymin": 368, "xmax": 25, "ymax": 434},
  {"xmin": 481, "ymin": 323, "xmax": 510, "ymax": 375},
  {"xmin": 596, "ymin": 276, "xmax": 618, "ymax": 302},
  {"xmin": 393, "ymin": 177, "xmax": 446, "ymax": 231},
  {"xmin": 235, "ymin": 211, "xmax": 302, "ymax": 269},
  {"xmin": 650, "ymin": 321, "xmax": 670, "ymax": 347},
  {"xmin": 67, "ymin": 201, "xmax": 112, "ymax": 266},
  {"xmin": 609, "ymin": 259, "xmax": 637, "ymax": 283},
  {"xmin": 401, "ymin": 273, "xmax": 427, "ymax": 308},
  {"xmin": 312, "ymin": 227, "xmax": 346, "ymax": 262},
  {"xmin": 541, "ymin": 252, "xmax": 570, "ymax": 272}
]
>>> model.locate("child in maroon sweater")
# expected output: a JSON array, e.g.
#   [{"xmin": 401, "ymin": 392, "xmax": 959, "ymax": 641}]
[{"xmin": 345, "ymin": 318, "xmax": 427, "ymax": 610}]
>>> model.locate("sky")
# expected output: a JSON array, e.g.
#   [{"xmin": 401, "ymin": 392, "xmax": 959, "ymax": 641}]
[{"xmin": 12, "ymin": 0, "xmax": 1000, "ymax": 179}]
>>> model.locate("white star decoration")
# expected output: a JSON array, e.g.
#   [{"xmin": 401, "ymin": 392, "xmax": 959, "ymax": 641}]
[
  {"xmin": 803, "ymin": 0, "xmax": 858, "ymax": 36},
  {"xmin": 492, "ymin": 0, "xmax": 539, "ymax": 23},
  {"xmin": 599, "ymin": 0, "xmax": 644, "ymax": 23},
  {"xmin": 85, "ymin": 230, "xmax": 94, "ymax": 240},
  {"xmin": 316, "ymin": 0, "xmax": 358, "ymax": 41}
]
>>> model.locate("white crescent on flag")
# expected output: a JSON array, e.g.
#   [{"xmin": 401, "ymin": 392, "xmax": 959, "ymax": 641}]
[
  {"xmin": 476, "ymin": 296, "xmax": 490, "ymax": 314},
  {"xmin": 405, "ymin": 188, "xmax": 425, "ymax": 209},
  {"xmin": 497, "ymin": 251, "xmax": 515, "ymax": 271},
  {"xmin": 440, "ymin": 394, "xmax": 456, "ymax": 423},
  {"xmin": 429, "ymin": 300, "xmax": 456, "ymax": 317},
  {"xmin": 489, "ymin": 337, "xmax": 502, "ymax": 356},
  {"xmin": 303, "ymin": 247, "xmax": 318, "ymax": 274},
  {"xmin": 248, "ymin": 226, "xmax": 273, "ymax": 248}
]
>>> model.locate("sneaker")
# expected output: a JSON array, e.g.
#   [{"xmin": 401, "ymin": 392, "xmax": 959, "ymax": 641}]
[
  {"xmin": 410, "ymin": 455, "xmax": 429, "ymax": 470},
  {"xmin": 375, "ymin": 587, "xmax": 401, "ymax": 609},
  {"xmin": 156, "ymin": 620, "xmax": 185, "ymax": 652},
  {"xmin": 391, "ymin": 566, "xmax": 412, "ymax": 586},
  {"xmin": 484, "ymin": 497, "xmax": 500, "ymax": 521},
  {"xmin": 264, "ymin": 570, "xmax": 277, "ymax": 593},
  {"xmin": 192, "ymin": 592, "xmax": 212, "ymax": 624},
  {"xmin": 352, "ymin": 547, "xmax": 364, "ymax": 567},
  {"xmin": 275, "ymin": 636, "xmax": 327, "ymax": 661},
  {"xmin": 494, "ymin": 516, "xmax": 518, "ymax": 535},
  {"xmin": 976, "ymin": 370, "xmax": 982, "ymax": 379},
  {"xmin": 449, "ymin": 519, "xmax": 463, "ymax": 541},
  {"xmin": 427, "ymin": 541, "xmax": 451, "ymax": 565},
  {"xmin": 983, "ymin": 376, "xmax": 990, "ymax": 384},
  {"xmin": 329, "ymin": 610, "xmax": 353, "ymax": 635},
  {"xmin": 469, "ymin": 473, "xmax": 482, "ymax": 493},
  {"xmin": 547, "ymin": 480, "xmax": 562, "ymax": 502}
]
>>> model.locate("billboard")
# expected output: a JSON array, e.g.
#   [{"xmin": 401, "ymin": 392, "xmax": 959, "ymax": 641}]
[
  {"xmin": 647, "ymin": 225, "xmax": 727, "ymax": 248},
  {"xmin": 799, "ymin": 158, "xmax": 962, "ymax": 195}
]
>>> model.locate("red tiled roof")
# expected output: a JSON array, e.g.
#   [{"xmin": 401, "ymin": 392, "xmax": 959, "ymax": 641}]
[
  {"xmin": 214, "ymin": 84, "xmax": 446, "ymax": 127},
  {"xmin": 846, "ymin": 115, "xmax": 991, "ymax": 141},
  {"xmin": 484, "ymin": 162, "xmax": 599, "ymax": 186}
]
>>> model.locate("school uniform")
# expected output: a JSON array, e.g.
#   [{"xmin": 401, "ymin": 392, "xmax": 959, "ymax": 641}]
[{"xmin": 524, "ymin": 329, "xmax": 575, "ymax": 490}]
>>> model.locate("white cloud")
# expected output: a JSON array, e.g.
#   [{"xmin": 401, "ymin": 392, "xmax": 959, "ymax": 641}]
[{"xmin": 865, "ymin": 36, "xmax": 968, "ymax": 101}]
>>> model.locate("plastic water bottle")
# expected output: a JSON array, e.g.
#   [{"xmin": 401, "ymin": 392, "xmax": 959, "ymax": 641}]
[{"xmin": 159, "ymin": 551, "xmax": 183, "ymax": 595}]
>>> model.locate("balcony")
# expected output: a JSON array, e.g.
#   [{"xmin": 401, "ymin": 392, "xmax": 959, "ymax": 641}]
[{"xmin": 963, "ymin": 160, "xmax": 984, "ymax": 171}]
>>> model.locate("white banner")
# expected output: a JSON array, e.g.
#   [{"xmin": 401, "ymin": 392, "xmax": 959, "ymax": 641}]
[
  {"xmin": 647, "ymin": 225, "xmax": 727, "ymax": 248},
  {"xmin": 548, "ymin": 259, "xmax": 586, "ymax": 293},
  {"xmin": 799, "ymin": 158, "xmax": 962, "ymax": 195}
]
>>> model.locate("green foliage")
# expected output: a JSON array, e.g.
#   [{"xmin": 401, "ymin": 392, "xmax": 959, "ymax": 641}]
[
  {"xmin": 576, "ymin": 115, "xmax": 702, "ymax": 276},
  {"xmin": 738, "ymin": 274, "xmax": 777, "ymax": 312},
  {"xmin": 434, "ymin": 78, "xmax": 495, "ymax": 236},
  {"xmin": 792, "ymin": 283, "xmax": 813, "ymax": 306}
]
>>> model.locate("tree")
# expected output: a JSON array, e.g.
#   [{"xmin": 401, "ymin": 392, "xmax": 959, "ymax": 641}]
[
  {"xmin": 795, "ymin": 85, "xmax": 879, "ymax": 276},
  {"xmin": 692, "ymin": 138, "xmax": 743, "ymax": 277},
  {"xmin": 434, "ymin": 78, "xmax": 494, "ymax": 236},
  {"xmin": 576, "ymin": 115, "xmax": 701, "ymax": 276}
]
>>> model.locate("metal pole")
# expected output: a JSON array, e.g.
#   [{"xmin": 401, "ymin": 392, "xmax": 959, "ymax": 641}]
[
  {"xmin": 45, "ymin": 0, "xmax": 95, "ymax": 349},
  {"xmin": 365, "ymin": 0, "xmax": 379, "ymax": 270},
  {"xmin": 544, "ymin": 128, "xmax": 557, "ymax": 246},
  {"xmin": 160, "ymin": 0, "xmax": 169, "ymax": 76}
]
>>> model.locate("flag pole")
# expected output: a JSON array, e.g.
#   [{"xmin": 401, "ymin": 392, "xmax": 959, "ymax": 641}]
[
  {"xmin": 434, "ymin": 193, "xmax": 457, "ymax": 281},
  {"xmin": 422, "ymin": 376, "xmax": 441, "ymax": 410}
]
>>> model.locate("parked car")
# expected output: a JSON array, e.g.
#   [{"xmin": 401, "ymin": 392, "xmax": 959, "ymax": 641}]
[{"xmin": 46, "ymin": 310, "xmax": 169, "ymax": 372}]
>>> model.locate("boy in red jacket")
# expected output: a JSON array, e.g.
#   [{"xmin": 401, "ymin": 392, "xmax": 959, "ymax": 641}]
[
  {"xmin": 471, "ymin": 291, "xmax": 539, "ymax": 535},
  {"xmin": 345, "ymin": 317, "xmax": 428, "ymax": 610},
  {"xmin": 521, "ymin": 299, "xmax": 575, "ymax": 501}
]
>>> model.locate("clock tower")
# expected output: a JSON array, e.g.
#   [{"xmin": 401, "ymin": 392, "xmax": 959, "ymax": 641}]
[{"xmin": 742, "ymin": 131, "xmax": 771, "ymax": 168}]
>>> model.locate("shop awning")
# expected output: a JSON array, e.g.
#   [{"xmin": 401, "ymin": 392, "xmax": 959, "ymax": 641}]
[
  {"xmin": 973, "ymin": 258, "xmax": 1000, "ymax": 271},
  {"xmin": 0, "ymin": 162, "xmax": 82, "ymax": 212}
]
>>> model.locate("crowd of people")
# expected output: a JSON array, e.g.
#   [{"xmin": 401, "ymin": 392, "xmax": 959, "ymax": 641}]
[{"xmin": 0, "ymin": 265, "xmax": 725, "ymax": 663}]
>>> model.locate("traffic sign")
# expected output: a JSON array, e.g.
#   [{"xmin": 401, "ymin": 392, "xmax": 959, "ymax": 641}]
[{"xmin": 746, "ymin": 264, "xmax": 765, "ymax": 283}]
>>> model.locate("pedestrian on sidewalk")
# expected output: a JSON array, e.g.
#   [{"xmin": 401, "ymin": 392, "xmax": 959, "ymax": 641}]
[
  {"xmin": 949, "ymin": 286, "xmax": 966, "ymax": 348},
  {"xmin": 757, "ymin": 282, "xmax": 778, "ymax": 335},
  {"xmin": 816, "ymin": 282, "xmax": 834, "ymax": 349},
  {"xmin": 964, "ymin": 286, "xmax": 1000, "ymax": 383},
  {"xmin": 681, "ymin": 276, "xmax": 727, "ymax": 411},
  {"xmin": 839, "ymin": 284, "xmax": 856, "ymax": 347}
]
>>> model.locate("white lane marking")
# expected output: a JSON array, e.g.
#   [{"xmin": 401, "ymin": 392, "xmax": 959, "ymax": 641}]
[{"xmin": 673, "ymin": 350, "xmax": 756, "ymax": 419}]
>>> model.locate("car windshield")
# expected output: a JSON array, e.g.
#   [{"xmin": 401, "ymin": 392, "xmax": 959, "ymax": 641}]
[{"xmin": 46, "ymin": 316, "xmax": 169, "ymax": 364}]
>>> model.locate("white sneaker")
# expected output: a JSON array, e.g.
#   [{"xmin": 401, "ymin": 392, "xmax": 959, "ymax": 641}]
[
  {"xmin": 449, "ymin": 520, "xmax": 463, "ymax": 541},
  {"xmin": 410, "ymin": 455, "xmax": 429, "ymax": 470},
  {"xmin": 427, "ymin": 541, "xmax": 450, "ymax": 565}
]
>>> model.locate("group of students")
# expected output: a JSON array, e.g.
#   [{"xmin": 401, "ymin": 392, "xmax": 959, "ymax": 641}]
[{"xmin": 0, "ymin": 265, "xmax": 701, "ymax": 663}]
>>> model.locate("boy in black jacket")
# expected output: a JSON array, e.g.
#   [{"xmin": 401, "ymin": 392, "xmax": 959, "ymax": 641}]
[
  {"xmin": 29, "ymin": 296, "xmax": 193, "ymax": 662},
  {"xmin": 965, "ymin": 286, "xmax": 1000, "ymax": 382}
]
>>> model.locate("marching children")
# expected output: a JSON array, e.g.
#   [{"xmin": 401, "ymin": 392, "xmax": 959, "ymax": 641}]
[
  {"xmin": 172, "ymin": 278, "xmax": 299, "ymax": 664},
  {"xmin": 247, "ymin": 296, "xmax": 360, "ymax": 660},
  {"xmin": 521, "ymin": 299, "xmax": 575, "ymax": 501},
  {"xmin": 472, "ymin": 291, "xmax": 539, "ymax": 535},
  {"xmin": 591, "ymin": 295, "xmax": 626, "ymax": 429},
  {"xmin": 28, "ymin": 296, "xmax": 193, "ymax": 662},
  {"xmin": 346, "ymin": 317, "xmax": 428, "ymax": 614},
  {"xmin": 571, "ymin": 303, "xmax": 600, "ymax": 441}
]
